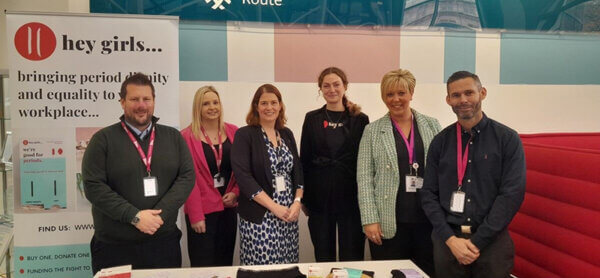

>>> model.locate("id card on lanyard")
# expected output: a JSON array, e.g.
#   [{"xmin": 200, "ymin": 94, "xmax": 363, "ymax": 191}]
[
  {"xmin": 451, "ymin": 123, "xmax": 471, "ymax": 213},
  {"xmin": 121, "ymin": 122, "xmax": 158, "ymax": 197},
  {"xmin": 391, "ymin": 115, "xmax": 423, "ymax": 193},
  {"xmin": 267, "ymin": 129, "xmax": 286, "ymax": 193},
  {"xmin": 201, "ymin": 127, "xmax": 225, "ymax": 188}
]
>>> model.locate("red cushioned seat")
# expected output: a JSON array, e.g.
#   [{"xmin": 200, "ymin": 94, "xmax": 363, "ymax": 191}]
[{"xmin": 510, "ymin": 133, "xmax": 600, "ymax": 278}]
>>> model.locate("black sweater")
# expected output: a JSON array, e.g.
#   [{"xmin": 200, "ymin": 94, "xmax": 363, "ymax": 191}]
[
  {"xmin": 231, "ymin": 125, "xmax": 304, "ymax": 224},
  {"xmin": 82, "ymin": 117, "xmax": 195, "ymax": 243}
]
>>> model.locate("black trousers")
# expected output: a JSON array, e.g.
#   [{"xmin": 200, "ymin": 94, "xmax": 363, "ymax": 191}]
[
  {"xmin": 90, "ymin": 230, "xmax": 182, "ymax": 275},
  {"xmin": 185, "ymin": 207, "xmax": 237, "ymax": 267},
  {"xmin": 432, "ymin": 228, "xmax": 514, "ymax": 278},
  {"xmin": 369, "ymin": 222, "xmax": 435, "ymax": 277},
  {"xmin": 307, "ymin": 210, "xmax": 365, "ymax": 262}
]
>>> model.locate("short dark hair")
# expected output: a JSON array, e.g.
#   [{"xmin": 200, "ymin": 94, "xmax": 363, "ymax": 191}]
[
  {"xmin": 446, "ymin": 71, "xmax": 482, "ymax": 92},
  {"xmin": 246, "ymin": 84, "xmax": 287, "ymax": 129},
  {"xmin": 119, "ymin": 73, "xmax": 155, "ymax": 99}
]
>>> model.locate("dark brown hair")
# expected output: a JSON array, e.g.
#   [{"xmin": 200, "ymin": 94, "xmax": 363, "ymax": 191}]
[
  {"xmin": 246, "ymin": 84, "xmax": 287, "ymax": 129},
  {"xmin": 317, "ymin": 67, "xmax": 361, "ymax": 116},
  {"xmin": 119, "ymin": 72, "xmax": 155, "ymax": 99},
  {"xmin": 446, "ymin": 70, "xmax": 482, "ymax": 92}
]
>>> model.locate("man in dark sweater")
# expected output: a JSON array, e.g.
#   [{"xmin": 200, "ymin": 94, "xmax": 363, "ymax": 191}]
[{"xmin": 82, "ymin": 73, "xmax": 195, "ymax": 274}]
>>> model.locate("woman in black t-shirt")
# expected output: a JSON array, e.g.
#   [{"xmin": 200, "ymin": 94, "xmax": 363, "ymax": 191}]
[{"xmin": 300, "ymin": 67, "xmax": 369, "ymax": 262}]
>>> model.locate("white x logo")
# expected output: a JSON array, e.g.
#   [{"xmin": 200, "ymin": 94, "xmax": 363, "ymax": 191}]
[{"xmin": 205, "ymin": 0, "xmax": 231, "ymax": 10}]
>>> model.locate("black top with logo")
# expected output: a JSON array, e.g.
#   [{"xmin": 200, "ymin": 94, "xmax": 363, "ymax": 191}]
[{"xmin": 324, "ymin": 110, "xmax": 349, "ymax": 157}]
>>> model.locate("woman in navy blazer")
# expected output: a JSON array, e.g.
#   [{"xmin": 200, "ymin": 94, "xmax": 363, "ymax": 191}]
[
  {"xmin": 300, "ymin": 67, "xmax": 369, "ymax": 262},
  {"xmin": 231, "ymin": 84, "xmax": 304, "ymax": 265}
]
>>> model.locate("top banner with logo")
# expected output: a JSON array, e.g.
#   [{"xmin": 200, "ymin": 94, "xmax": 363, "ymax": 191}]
[
  {"xmin": 6, "ymin": 12, "xmax": 179, "ymax": 278},
  {"xmin": 91, "ymin": 0, "xmax": 404, "ymax": 26},
  {"xmin": 90, "ymin": 0, "xmax": 600, "ymax": 32}
]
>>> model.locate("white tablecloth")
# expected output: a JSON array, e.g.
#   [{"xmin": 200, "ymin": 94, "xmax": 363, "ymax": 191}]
[{"xmin": 132, "ymin": 260, "xmax": 429, "ymax": 278}]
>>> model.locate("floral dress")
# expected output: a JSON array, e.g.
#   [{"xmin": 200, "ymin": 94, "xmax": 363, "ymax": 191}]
[{"xmin": 239, "ymin": 131, "xmax": 299, "ymax": 265}]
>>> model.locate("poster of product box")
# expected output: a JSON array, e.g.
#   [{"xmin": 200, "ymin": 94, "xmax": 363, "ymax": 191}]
[
  {"xmin": 19, "ymin": 138, "xmax": 67, "ymax": 210},
  {"xmin": 6, "ymin": 11, "xmax": 179, "ymax": 278}
]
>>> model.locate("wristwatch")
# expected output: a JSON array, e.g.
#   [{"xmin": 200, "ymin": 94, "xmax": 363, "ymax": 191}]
[{"xmin": 131, "ymin": 214, "xmax": 140, "ymax": 225}]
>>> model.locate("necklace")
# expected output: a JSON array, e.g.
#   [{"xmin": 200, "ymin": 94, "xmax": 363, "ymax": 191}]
[
  {"xmin": 203, "ymin": 128, "xmax": 220, "ymax": 143},
  {"xmin": 325, "ymin": 109, "xmax": 345, "ymax": 129}
]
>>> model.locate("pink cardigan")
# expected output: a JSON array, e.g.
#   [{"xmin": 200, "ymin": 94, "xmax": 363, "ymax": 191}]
[{"xmin": 181, "ymin": 123, "xmax": 239, "ymax": 223}]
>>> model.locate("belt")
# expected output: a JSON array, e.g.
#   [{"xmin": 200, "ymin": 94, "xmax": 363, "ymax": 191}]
[{"xmin": 450, "ymin": 224, "xmax": 477, "ymax": 234}]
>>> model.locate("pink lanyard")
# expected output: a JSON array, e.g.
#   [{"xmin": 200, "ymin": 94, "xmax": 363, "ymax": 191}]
[
  {"xmin": 391, "ymin": 115, "xmax": 415, "ymax": 166},
  {"xmin": 121, "ymin": 122, "xmax": 155, "ymax": 175},
  {"xmin": 200, "ymin": 126, "xmax": 223, "ymax": 171},
  {"xmin": 456, "ymin": 122, "xmax": 472, "ymax": 190}
]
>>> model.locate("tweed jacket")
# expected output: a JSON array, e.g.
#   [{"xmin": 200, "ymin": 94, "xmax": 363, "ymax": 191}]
[{"xmin": 357, "ymin": 109, "xmax": 441, "ymax": 239}]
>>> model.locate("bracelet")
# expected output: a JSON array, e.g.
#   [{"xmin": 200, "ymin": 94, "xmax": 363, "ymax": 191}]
[{"xmin": 294, "ymin": 197, "xmax": 302, "ymax": 203}]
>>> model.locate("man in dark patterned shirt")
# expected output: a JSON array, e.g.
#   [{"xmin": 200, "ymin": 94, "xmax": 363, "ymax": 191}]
[{"xmin": 421, "ymin": 71, "xmax": 526, "ymax": 278}]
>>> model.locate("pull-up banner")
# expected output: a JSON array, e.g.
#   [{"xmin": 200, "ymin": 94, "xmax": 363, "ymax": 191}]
[{"xmin": 6, "ymin": 12, "xmax": 179, "ymax": 278}]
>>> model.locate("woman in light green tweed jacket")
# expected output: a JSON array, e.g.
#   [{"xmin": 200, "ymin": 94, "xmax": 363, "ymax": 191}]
[{"xmin": 357, "ymin": 69, "xmax": 441, "ymax": 276}]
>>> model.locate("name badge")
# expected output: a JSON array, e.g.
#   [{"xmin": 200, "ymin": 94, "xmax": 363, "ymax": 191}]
[
  {"xmin": 143, "ymin": 176, "xmax": 158, "ymax": 197},
  {"xmin": 405, "ymin": 175, "xmax": 424, "ymax": 192},
  {"xmin": 275, "ymin": 175, "xmax": 286, "ymax": 192},
  {"xmin": 213, "ymin": 173, "xmax": 224, "ymax": 188},
  {"xmin": 405, "ymin": 175, "xmax": 418, "ymax": 192},
  {"xmin": 450, "ymin": 191, "xmax": 465, "ymax": 213}
]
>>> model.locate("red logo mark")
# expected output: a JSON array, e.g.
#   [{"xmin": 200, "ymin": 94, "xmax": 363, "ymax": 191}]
[
  {"xmin": 23, "ymin": 140, "xmax": 29, "ymax": 145},
  {"xmin": 323, "ymin": 120, "xmax": 328, "ymax": 128},
  {"xmin": 14, "ymin": 22, "xmax": 56, "ymax": 61}
]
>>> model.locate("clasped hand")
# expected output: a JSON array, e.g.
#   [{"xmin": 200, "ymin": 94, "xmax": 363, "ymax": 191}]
[
  {"xmin": 446, "ymin": 236, "xmax": 480, "ymax": 265},
  {"xmin": 272, "ymin": 202, "xmax": 302, "ymax": 222},
  {"xmin": 134, "ymin": 209, "xmax": 164, "ymax": 235}
]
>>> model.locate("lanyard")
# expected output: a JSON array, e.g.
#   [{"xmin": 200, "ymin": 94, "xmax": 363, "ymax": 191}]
[
  {"xmin": 121, "ymin": 122, "xmax": 155, "ymax": 175},
  {"xmin": 456, "ymin": 122, "xmax": 472, "ymax": 190},
  {"xmin": 200, "ymin": 126, "xmax": 223, "ymax": 171},
  {"xmin": 391, "ymin": 115, "xmax": 415, "ymax": 166},
  {"xmin": 262, "ymin": 128, "xmax": 283, "ymax": 169}
]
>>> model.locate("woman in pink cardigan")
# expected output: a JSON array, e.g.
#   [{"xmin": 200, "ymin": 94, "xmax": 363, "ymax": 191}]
[{"xmin": 181, "ymin": 86, "xmax": 239, "ymax": 266}]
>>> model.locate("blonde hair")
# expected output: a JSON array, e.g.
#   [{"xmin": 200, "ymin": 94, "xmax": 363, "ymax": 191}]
[
  {"xmin": 380, "ymin": 69, "xmax": 416, "ymax": 100},
  {"xmin": 191, "ymin": 86, "xmax": 225, "ymax": 139}
]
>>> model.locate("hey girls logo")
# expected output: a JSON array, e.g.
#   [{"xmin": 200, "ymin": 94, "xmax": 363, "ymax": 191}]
[
  {"xmin": 14, "ymin": 22, "xmax": 163, "ymax": 61},
  {"xmin": 14, "ymin": 22, "xmax": 56, "ymax": 61}
]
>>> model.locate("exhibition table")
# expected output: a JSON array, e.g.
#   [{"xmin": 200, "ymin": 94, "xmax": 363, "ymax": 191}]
[{"xmin": 131, "ymin": 260, "xmax": 429, "ymax": 278}]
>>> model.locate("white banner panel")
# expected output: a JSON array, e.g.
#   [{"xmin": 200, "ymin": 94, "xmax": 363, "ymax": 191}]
[{"xmin": 6, "ymin": 12, "xmax": 179, "ymax": 278}]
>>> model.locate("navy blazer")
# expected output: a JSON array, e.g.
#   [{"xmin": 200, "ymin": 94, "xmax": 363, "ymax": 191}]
[{"xmin": 231, "ymin": 125, "xmax": 304, "ymax": 224}]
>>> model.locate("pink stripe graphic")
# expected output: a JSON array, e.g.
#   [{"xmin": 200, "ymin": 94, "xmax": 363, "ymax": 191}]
[{"xmin": 274, "ymin": 24, "xmax": 401, "ymax": 83}]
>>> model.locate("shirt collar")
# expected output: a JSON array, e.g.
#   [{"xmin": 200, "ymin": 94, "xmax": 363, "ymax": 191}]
[
  {"xmin": 120, "ymin": 115, "xmax": 158, "ymax": 140},
  {"xmin": 461, "ymin": 112, "xmax": 489, "ymax": 135}
]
